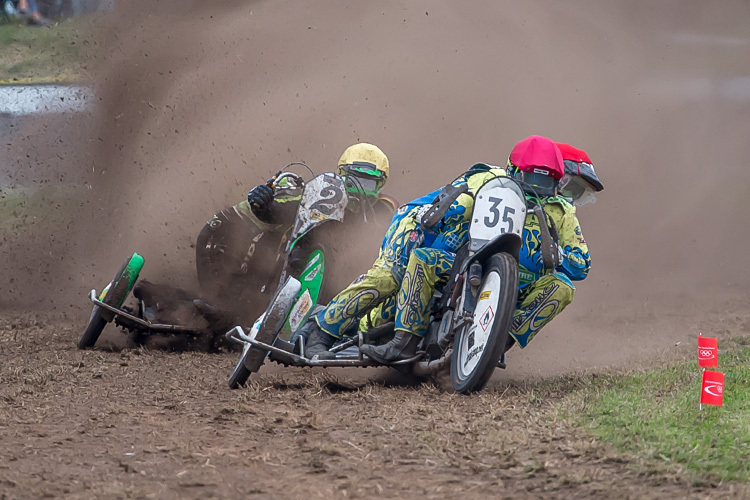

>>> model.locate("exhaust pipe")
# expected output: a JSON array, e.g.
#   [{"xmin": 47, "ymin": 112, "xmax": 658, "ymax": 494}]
[{"xmin": 412, "ymin": 349, "xmax": 452, "ymax": 376}]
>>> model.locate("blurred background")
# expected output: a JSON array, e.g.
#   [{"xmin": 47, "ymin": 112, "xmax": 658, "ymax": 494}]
[{"xmin": 2, "ymin": 0, "xmax": 748, "ymax": 377}]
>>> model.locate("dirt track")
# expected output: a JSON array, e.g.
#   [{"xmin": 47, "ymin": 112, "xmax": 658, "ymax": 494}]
[
  {"xmin": 2, "ymin": 0, "xmax": 750, "ymax": 498},
  {"xmin": 4, "ymin": 313, "xmax": 750, "ymax": 499}
]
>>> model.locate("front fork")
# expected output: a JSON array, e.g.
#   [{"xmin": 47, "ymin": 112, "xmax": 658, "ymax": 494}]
[{"xmin": 446, "ymin": 261, "xmax": 508, "ymax": 369}]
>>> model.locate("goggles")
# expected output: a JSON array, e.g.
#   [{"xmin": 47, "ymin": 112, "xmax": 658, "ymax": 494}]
[
  {"xmin": 340, "ymin": 162, "xmax": 386, "ymax": 197},
  {"xmin": 516, "ymin": 170, "xmax": 558, "ymax": 197}
]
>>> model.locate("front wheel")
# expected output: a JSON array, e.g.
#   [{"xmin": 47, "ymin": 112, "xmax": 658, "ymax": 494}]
[
  {"xmin": 451, "ymin": 252, "xmax": 518, "ymax": 394},
  {"xmin": 77, "ymin": 253, "xmax": 144, "ymax": 349},
  {"xmin": 228, "ymin": 276, "xmax": 301, "ymax": 389},
  {"xmin": 228, "ymin": 343, "xmax": 253, "ymax": 389},
  {"xmin": 77, "ymin": 306, "xmax": 108, "ymax": 350}
]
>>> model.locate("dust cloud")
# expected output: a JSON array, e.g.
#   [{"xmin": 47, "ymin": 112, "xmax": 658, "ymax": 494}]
[{"xmin": 3, "ymin": 0, "xmax": 749, "ymax": 372}]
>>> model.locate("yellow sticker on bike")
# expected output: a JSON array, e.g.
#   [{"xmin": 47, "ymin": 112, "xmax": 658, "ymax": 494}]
[{"xmin": 479, "ymin": 290, "xmax": 491, "ymax": 300}]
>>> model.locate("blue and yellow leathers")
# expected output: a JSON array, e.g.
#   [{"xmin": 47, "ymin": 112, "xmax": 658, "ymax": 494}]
[
  {"xmin": 315, "ymin": 166, "xmax": 509, "ymax": 339},
  {"xmin": 509, "ymin": 196, "xmax": 590, "ymax": 348}
]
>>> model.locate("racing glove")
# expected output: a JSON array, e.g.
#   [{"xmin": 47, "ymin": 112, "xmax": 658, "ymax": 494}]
[{"xmin": 247, "ymin": 184, "xmax": 274, "ymax": 220}]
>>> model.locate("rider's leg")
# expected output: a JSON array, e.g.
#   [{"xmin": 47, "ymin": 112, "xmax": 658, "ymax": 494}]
[
  {"xmin": 360, "ymin": 247, "xmax": 454, "ymax": 363},
  {"xmin": 359, "ymin": 296, "xmax": 397, "ymax": 330},
  {"xmin": 508, "ymin": 272, "xmax": 575, "ymax": 349},
  {"xmin": 304, "ymin": 263, "xmax": 399, "ymax": 358},
  {"xmin": 306, "ymin": 213, "xmax": 419, "ymax": 359}
]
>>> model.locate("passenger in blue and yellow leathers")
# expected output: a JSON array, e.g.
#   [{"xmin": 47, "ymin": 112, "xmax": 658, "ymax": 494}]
[
  {"xmin": 504, "ymin": 136, "xmax": 592, "ymax": 350},
  {"xmin": 302, "ymin": 165, "xmax": 511, "ymax": 362}
]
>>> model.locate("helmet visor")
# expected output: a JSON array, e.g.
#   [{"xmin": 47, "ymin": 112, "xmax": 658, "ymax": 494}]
[
  {"xmin": 559, "ymin": 174, "xmax": 598, "ymax": 206},
  {"xmin": 340, "ymin": 163, "xmax": 386, "ymax": 197},
  {"xmin": 519, "ymin": 171, "xmax": 557, "ymax": 196},
  {"xmin": 341, "ymin": 161, "xmax": 383, "ymax": 178}
]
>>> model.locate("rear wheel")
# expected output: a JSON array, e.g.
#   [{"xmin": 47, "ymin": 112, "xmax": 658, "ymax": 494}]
[
  {"xmin": 77, "ymin": 254, "xmax": 144, "ymax": 349},
  {"xmin": 451, "ymin": 253, "xmax": 518, "ymax": 394}
]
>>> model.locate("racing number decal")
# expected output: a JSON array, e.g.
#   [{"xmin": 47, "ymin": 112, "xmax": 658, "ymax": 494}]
[
  {"xmin": 484, "ymin": 197, "xmax": 516, "ymax": 234},
  {"xmin": 309, "ymin": 185, "xmax": 344, "ymax": 216},
  {"xmin": 484, "ymin": 197, "xmax": 501, "ymax": 228},
  {"xmin": 501, "ymin": 206, "xmax": 516, "ymax": 233}
]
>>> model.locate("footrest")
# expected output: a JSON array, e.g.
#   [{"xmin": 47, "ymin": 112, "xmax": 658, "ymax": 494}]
[{"xmin": 497, "ymin": 351, "xmax": 507, "ymax": 369}]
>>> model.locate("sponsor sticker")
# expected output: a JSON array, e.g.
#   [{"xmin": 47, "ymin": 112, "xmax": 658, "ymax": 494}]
[
  {"xmin": 479, "ymin": 291, "xmax": 491, "ymax": 301},
  {"xmin": 98, "ymin": 283, "xmax": 112, "ymax": 301},
  {"xmin": 478, "ymin": 305, "xmax": 494, "ymax": 332},
  {"xmin": 533, "ymin": 168, "xmax": 550, "ymax": 175},
  {"xmin": 289, "ymin": 289, "xmax": 312, "ymax": 332},
  {"xmin": 304, "ymin": 264, "xmax": 321, "ymax": 282},
  {"xmin": 310, "ymin": 210, "xmax": 327, "ymax": 222},
  {"xmin": 704, "ymin": 382, "xmax": 723, "ymax": 397},
  {"xmin": 519, "ymin": 270, "xmax": 535, "ymax": 283},
  {"xmin": 699, "ymin": 348, "xmax": 716, "ymax": 361},
  {"xmin": 415, "ymin": 204, "xmax": 432, "ymax": 221}
]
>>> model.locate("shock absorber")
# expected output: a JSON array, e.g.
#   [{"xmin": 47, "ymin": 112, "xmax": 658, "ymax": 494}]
[{"xmin": 468, "ymin": 261, "xmax": 482, "ymax": 287}]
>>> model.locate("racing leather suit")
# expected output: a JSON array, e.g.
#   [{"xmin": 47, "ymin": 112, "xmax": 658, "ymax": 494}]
[
  {"xmin": 509, "ymin": 196, "xmax": 590, "ymax": 348},
  {"xmin": 196, "ymin": 190, "xmax": 397, "ymax": 310},
  {"xmin": 315, "ymin": 166, "xmax": 509, "ymax": 339}
]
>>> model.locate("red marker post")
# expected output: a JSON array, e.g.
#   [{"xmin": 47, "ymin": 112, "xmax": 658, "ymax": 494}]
[
  {"xmin": 698, "ymin": 334, "xmax": 718, "ymax": 368},
  {"xmin": 697, "ymin": 333, "xmax": 723, "ymax": 410},
  {"xmin": 700, "ymin": 370, "xmax": 724, "ymax": 407}
]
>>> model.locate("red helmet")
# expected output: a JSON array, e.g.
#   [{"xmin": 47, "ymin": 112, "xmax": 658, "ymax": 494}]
[
  {"xmin": 508, "ymin": 135, "xmax": 564, "ymax": 196},
  {"xmin": 555, "ymin": 142, "xmax": 604, "ymax": 206}
]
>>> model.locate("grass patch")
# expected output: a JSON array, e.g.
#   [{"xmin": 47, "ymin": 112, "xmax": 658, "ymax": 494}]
[
  {"xmin": 0, "ymin": 186, "xmax": 77, "ymax": 232},
  {"xmin": 0, "ymin": 15, "xmax": 102, "ymax": 82},
  {"xmin": 564, "ymin": 337, "xmax": 750, "ymax": 483}
]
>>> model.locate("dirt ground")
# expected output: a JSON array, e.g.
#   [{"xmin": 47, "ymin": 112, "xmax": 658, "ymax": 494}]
[
  {"xmin": 2, "ymin": 0, "xmax": 750, "ymax": 498},
  {"xmin": 2, "ymin": 311, "xmax": 749, "ymax": 500}
]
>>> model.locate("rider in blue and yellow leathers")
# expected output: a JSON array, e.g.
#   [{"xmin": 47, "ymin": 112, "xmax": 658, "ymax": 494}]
[
  {"xmin": 303, "ymin": 135, "xmax": 594, "ymax": 362},
  {"xmin": 303, "ymin": 165, "xmax": 511, "ymax": 361}
]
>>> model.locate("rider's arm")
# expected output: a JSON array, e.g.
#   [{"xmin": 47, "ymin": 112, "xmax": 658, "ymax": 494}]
[
  {"xmin": 232, "ymin": 200, "xmax": 287, "ymax": 232},
  {"xmin": 247, "ymin": 183, "xmax": 302, "ymax": 229},
  {"xmin": 551, "ymin": 203, "xmax": 591, "ymax": 281}
]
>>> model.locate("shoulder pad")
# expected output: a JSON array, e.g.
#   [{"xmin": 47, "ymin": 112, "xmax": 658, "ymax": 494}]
[{"xmin": 468, "ymin": 162, "xmax": 492, "ymax": 173}]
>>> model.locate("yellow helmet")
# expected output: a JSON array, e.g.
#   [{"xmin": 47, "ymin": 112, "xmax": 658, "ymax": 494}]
[{"xmin": 337, "ymin": 143, "xmax": 389, "ymax": 200}]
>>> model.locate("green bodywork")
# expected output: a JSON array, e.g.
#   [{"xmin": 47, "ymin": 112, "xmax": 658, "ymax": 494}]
[
  {"xmin": 98, "ymin": 253, "xmax": 145, "ymax": 307},
  {"xmin": 279, "ymin": 249, "xmax": 324, "ymax": 340}
]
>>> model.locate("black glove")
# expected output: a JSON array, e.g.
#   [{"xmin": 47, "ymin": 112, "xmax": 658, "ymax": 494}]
[{"xmin": 247, "ymin": 184, "xmax": 274, "ymax": 216}]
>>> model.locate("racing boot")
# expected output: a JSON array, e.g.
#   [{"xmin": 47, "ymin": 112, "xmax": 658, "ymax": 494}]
[
  {"xmin": 359, "ymin": 330, "xmax": 421, "ymax": 364},
  {"xmin": 303, "ymin": 321, "xmax": 337, "ymax": 360}
]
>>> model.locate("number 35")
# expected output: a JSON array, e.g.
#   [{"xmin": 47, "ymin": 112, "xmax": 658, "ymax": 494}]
[{"xmin": 484, "ymin": 197, "xmax": 515, "ymax": 234}]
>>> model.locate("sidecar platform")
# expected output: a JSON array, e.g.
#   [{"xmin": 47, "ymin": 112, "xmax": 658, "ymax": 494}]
[
  {"xmin": 225, "ymin": 326, "xmax": 423, "ymax": 368},
  {"xmin": 88, "ymin": 289, "xmax": 207, "ymax": 336}
]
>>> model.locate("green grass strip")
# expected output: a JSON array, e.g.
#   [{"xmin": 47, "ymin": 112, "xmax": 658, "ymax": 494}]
[
  {"xmin": 0, "ymin": 15, "xmax": 100, "ymax": 82},
  {"xmin": 566, "ymin": 337, "xmax": 750, "ymax": 482}
]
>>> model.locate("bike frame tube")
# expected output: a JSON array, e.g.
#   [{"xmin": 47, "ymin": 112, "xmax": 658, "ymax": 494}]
[{"xmin": 88, "ymin": 290, "xmax": 198, "ymax": 333}]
